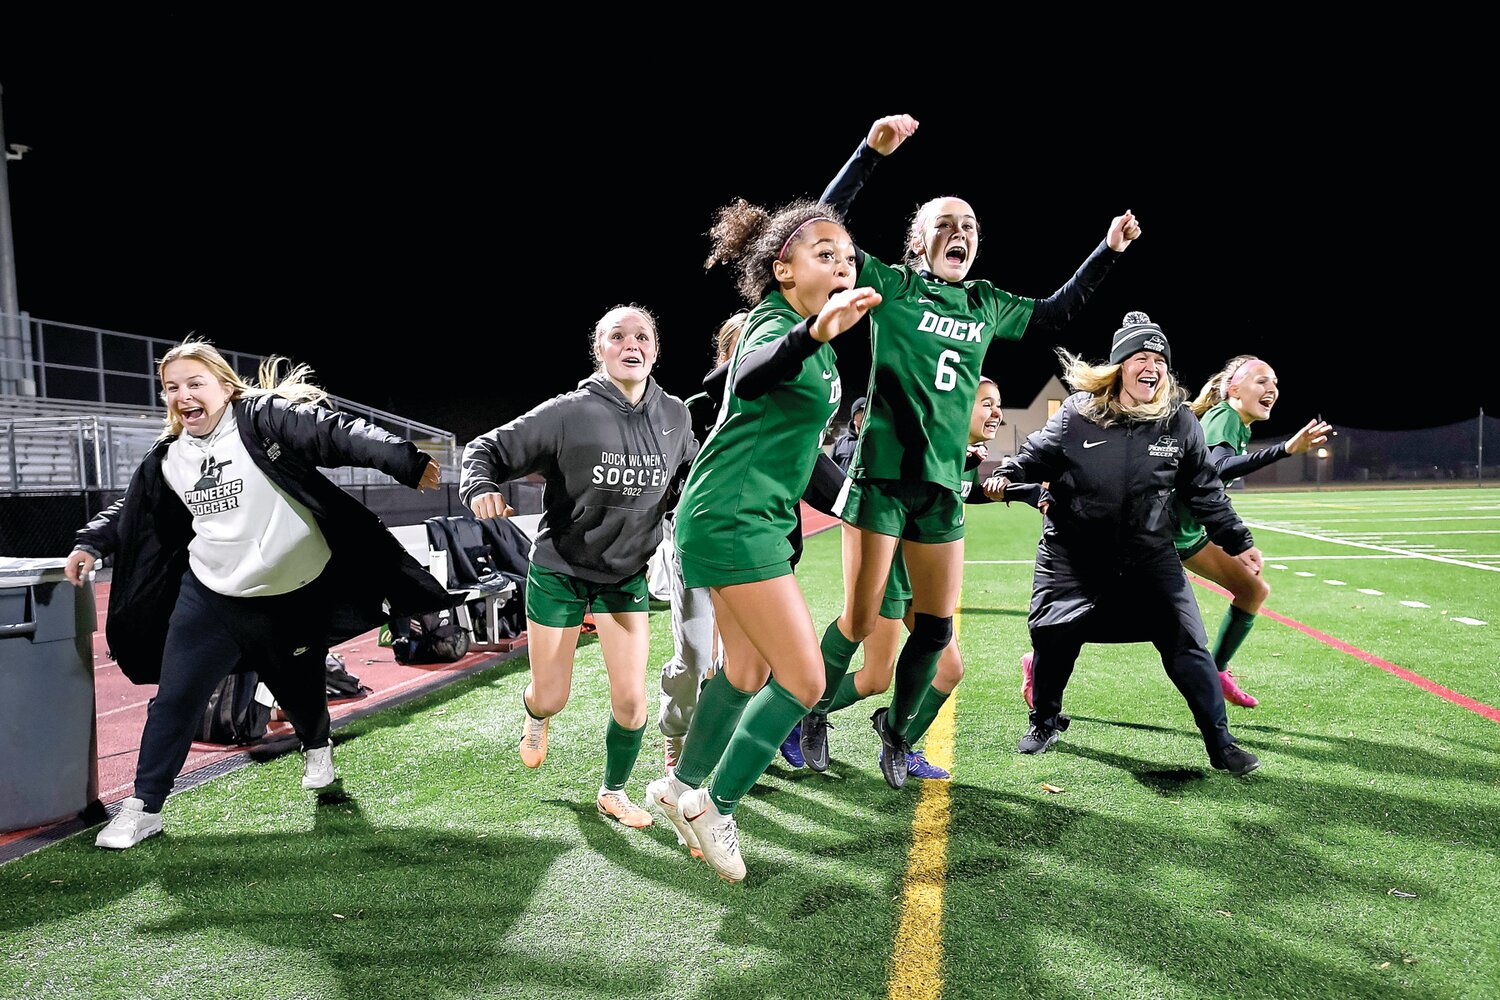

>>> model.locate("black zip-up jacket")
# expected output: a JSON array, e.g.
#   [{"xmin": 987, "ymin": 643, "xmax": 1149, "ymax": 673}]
[
  {"xmin": 74, "ymin": 395, "xmax": 453, "ymax": 685},
  {"xmin": 461, "ymin": 374, "xmax": 697, "ymax": 584},
  {"xmin": 996, "ymin": 392, "xmax": 1252, "ymax": 631}
]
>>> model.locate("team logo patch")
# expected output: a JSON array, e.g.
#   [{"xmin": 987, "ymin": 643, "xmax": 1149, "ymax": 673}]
[
  {"xmin": 183, "ymin": 455, "xmax": 243, "ymax": 515},
  {"xmin": 266, "ymin": 442, "xmax": 282, "ymax": 462},
  {"xmin": 1147, "ymin": 435, "xmax": 1180, "ymax": 458},
  {"xmin": 1143, "ymin": 335, "xmax": 1166, "ymax": 354}
]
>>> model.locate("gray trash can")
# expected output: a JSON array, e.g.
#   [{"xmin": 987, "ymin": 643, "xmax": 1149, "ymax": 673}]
[{"xmin": 0, "ymin": 557, "xmax": 101, "ymax": 832}]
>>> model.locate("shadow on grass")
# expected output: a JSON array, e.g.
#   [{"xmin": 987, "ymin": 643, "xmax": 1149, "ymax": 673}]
[
  {"xmin": 0, "ymin": 794, "xmax": 691, "ymax": 999},
  {"xmin": 939, "ymin": 781, "xmax": 1452, "ymax": 999},
  {"xmin": 1057, "ymin": 742, "xmax": 1211, "ymax": 795}
]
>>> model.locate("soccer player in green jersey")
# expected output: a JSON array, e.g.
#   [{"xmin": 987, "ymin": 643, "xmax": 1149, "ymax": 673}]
[
  {"xmin": 801, "ymin": 114, "xmax": 1142, "ymax": 789},
  {"xmin": 645, "ymin": 198, "xmax": 881, "ymax": 882},
  {"xmin": 1173, "ymin": 354, "xmax": 1331, "ymax": 707},
  {"xmin": 825, "ymin": 376, "xmax": 1041, "ymax": 780}
]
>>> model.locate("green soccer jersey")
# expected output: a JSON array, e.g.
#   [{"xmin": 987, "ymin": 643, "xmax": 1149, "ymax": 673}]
[
  {"xmin": 674, "ymin": 292, "xmax": 841, "ymax": 578},
  {"xmin": 1173, "ymin": 400, "xmax": 1253, "ymax": 550},
  {"xmin": 850, "ymin": 252, "xmax": 1034, "ymax": 491}
]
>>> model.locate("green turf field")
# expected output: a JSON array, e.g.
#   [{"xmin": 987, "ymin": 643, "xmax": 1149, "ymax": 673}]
[{"xmin": 3, "ymin": 488, "xmax": 1496, "ymax": 999}]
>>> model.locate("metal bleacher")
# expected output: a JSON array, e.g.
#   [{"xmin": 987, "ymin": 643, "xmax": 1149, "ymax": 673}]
[{"xmin": 0, "ymin": 313, "xmax": 459, "ymax": 491}]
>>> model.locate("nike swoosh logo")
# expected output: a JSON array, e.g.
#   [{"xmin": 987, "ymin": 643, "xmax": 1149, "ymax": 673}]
[
  {"xmin": 633, "ymin": 595, "xmax": 646, "ymax": 603},
  {"xmin": 821, "ymin": 370, "xmax": 835, "ymax": 380},
  {"xmin": 662, "ymin": 427, "xmax": 675, "ymax": 435},
  {"xmin": 1083, "ymin": 440, "xmax": 1106, "ymax": 449},
  {"xmin": 917, "ymin": 298, "xmax": 933, "ymax": 305}
]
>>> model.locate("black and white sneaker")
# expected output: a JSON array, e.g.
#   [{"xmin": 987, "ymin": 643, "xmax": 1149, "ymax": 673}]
[
  {"xmin": 871, "ymin": 708, "xmax": 908, "ymax": 789},
  {"xmin": 1209, "ymin": 743, "xmax": 1261, "ymax": 777},
  {"xmin": 1017, "ymin": 722, "xmax": 1064, "ymax": 755},
  {"xmin": 799, "ymin": 712, "xmax": 833, "ymax": 773}
]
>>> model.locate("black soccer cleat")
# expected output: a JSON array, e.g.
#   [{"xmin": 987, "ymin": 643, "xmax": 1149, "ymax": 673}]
[
  {"xmin": 871, "ymin": 708, "xmax": 909, "ymax": 789},
  {"xmin": 799, "ymin": 711, "xmax": 833, "ymax": 773},
  {"xmin": 1209, "ymin": 743, "xmax": 1261, "ymax": 777}
]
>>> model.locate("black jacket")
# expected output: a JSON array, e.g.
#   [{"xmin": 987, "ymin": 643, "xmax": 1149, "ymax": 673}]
[
  {"xmin": 75, "ymin": 395, "xmax": 453, "ymax": 684},
  {"xmin": 997, "ymin": 393, "xmax": 1252, "ymax": 634}
]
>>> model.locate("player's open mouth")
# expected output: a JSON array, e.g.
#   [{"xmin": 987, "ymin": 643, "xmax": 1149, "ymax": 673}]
[
  {"xmin": 945, "ymin": 244, "xmax": 968, "ymax": 264},
  {"xmin": 984, "ymin": 419, "xmax": 1000, "ymax": 433},
  {"xmin": 179, "ymin": 405, "xmax": 204, "ymax": 421},
  {"xmin": 1259, "ymin": 393, "xmax": 1276, "ymax": 408}
]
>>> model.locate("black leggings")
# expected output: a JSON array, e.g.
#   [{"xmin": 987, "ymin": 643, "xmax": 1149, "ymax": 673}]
[
  {"xmin": 134, "ymin": 571, "xmax": 333, "ymax": 811},
  {"xmin": 1029, "ymin": 618, "xmax": 1233, "ymax": 753}
]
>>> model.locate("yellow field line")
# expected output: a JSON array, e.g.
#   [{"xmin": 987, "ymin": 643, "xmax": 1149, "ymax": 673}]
[{"xmin": 887, "ymin": 610, "xmax": 958, "ymax": 1000}]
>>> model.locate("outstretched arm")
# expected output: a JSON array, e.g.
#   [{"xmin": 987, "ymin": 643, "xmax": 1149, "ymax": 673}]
[
  {"xmin": 1028, "ymin": 211, "xmax": 1142, "ymax": 332},
  {"xmin": 1210, "ymin": 418, "xmax": 1332, "ymax": 481},
  {"xmin": 733, "ymin": 289, "xmax": 883, "ymax": 399},
  {"xmin": 461, "ymin": 398, "xmax": 565, "ymax": 517},
  {"xmin": 819, "ymin": 114, "xmax": 919, "ymax": 219}
]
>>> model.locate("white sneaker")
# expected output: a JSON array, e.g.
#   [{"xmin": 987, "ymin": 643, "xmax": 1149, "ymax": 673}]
[
  {"xmin": 95, "ymin": 797, "xmax": 163, "ymax": 850},
  {"xmin": 646, "ymin": 775, "xmax": 702, "ymax": 858},
  {"xmin": 302, "ymin": 745, "xmax": 336, "ymax": 789},
  {"xmin": 679, "ymin": 787, "xmax": 745, "ymax": 883}
]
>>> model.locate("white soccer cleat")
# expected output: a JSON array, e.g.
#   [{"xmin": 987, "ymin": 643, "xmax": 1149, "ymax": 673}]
[
  {"xmin": 302, "ymin": 744, "xmax": 337, "ymax": 789},
  {"xmin": 94, "ymin": 797, "xmax": 163, "ymax": 850},
  {"xmin": 679, "ymin": 787, "xmax": 745, "ymax": 883},
  {"xmin": 646, "ymin": 774, "xmax": 702, "ymax": 858}
]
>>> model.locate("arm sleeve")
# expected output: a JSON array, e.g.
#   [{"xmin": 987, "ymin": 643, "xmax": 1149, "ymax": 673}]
[
  {"xmin": 1211, "ymin": 441, "xmax": 1289, "ymax": 481},
  {"xmin": 1000, "ymin": 483, "xmax": 1047, "ymax": 509},
  {"xmin": 74, "ymin": 497, "xmax": 125, "ymax": 558},
  {"xmin": 263, "ymin": 397, "xmax": 432, "ymax": 487},
  {"xmin": 1177, "ymin": 419, "xmax": 1254, "ymax": 556},
  {"xmin": 801, "ymin": 452, "xmax": 846, "ymax": 516},
  {"xmin": 732, "ymin": 319, "xmax": 821, "ymax": 400},
  {"xmin": 701, "ymin": 358, "xmax": 730, "ymax": 400},
  {"xmin": 1028, "ymin": 240, "xmax": 1121, "ymax": 333},
  {"xmin": 460, "ymin": 398, "xmax": 565, "ymax": 506},
  {"xmin": 996, "ymin": 408, "xmax": 1067, "ymax": 485},
  {"xmin": 819, "ymin": 139, "xmax": 883, "ymax": 219}
]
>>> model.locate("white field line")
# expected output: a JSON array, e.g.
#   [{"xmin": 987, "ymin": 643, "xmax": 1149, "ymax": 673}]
[
  {"xmin": 1270, "ymin": 516, "xmax": 1500, "ymax": 524},
  {"xmin": 1262, "ymin": 554, "xmax": 1500, "ymax": 560},
  {"xmin": 1242, "ymin": 520, "xmax": 1500, "ymax": 573}
]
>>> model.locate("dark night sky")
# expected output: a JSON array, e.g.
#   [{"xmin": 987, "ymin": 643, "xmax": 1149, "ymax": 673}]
[{"xmin": 1, "ymin": 45, "xmax": 1487, "ymax": 446}]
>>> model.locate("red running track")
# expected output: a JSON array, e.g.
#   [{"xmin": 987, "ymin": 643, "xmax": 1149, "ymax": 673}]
[{"xmin": 0, "ymin": 579, "xmax": 519, "ymax": 849}]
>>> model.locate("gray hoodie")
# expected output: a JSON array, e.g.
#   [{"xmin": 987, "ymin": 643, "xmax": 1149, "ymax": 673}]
[{"xmin": 461, "ymin": 374, "xmax": 697, "ymax": 584}]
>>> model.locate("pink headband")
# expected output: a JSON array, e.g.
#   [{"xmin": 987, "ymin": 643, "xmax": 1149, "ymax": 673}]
[
  {"xmin": 778, "ymin": 216, "xmax": 833, "ymax": 261},
  {"xmin": 1227, "ymin": 359, "xmax": 1258, "ymax": 389}
]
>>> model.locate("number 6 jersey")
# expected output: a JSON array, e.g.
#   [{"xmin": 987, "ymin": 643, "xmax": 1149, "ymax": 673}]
[{"xmin": 849, "ymin": 251, "xmax": 1033, "ymax": 491}]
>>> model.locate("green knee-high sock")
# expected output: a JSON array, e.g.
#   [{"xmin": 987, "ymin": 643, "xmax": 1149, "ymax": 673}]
[
  {"xmin": 602, "ymin": 717, "xmax": 646, "ymax": 791},
  {"xmin": 1212, "ymin": 606, "xmax": 1257, "ymax": 670},
  {"xmin": 825, "ymin": 671, "xmax": 866, "ymax": 714},
  {"xmin": 813, "ymin": 620, "xmax": 860, "ymax": 714},
  {"xmin": 673, "ymin": 671, "xmax": 754, "ymax": 789},
  {"xmin": 707, "ymin": 678, "xmax": 808, "ymax": 815},
  {"xmin": 890, "ymin": 631, "xmax": 945, "ymax": 739},
  {"xmin": 905, "ymin": 684, "xmax": 951, "ymax": 746}
]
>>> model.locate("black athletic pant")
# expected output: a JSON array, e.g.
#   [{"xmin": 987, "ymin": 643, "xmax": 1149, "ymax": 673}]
[
  {"xmin": 134, "ymin": 570, "xmax": 333, "ymax": 811},
  {"xmin": 1028, "ymin": 616, "xmax": 1233, "ymax": 753}
]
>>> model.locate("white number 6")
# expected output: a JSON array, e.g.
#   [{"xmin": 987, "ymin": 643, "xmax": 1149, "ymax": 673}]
[{"xmin": 934, "ymin": 349, "xmax": 960, "ymax": 392}]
